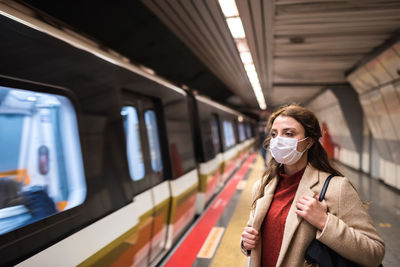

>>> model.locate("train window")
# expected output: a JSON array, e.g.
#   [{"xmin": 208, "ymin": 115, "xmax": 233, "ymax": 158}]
[
  {"xmin": 0, "ymin": 86, "xmax": 86, "ymax": 235},
  {"xmin": 223, "ymin": 120, "xmax": 235, "ymax": 148},
  {"xmin": 144, "ymin": 110, "xmax": 163, "ymax": 172},
  {"xmin": 246, "ymin": 123, "xmax": 252, "ymax": 138},
  {"xmin": 238, "ymin": 123, "xmax": 246, "ymax": 142},
  {"xmin": 121, "ymin": 106, "xmax": 145, "ymax": 181},
  {"xmin": 210, "ymin": 115, "xmax": 221, "ymax": 154},
  {"xmin": 164, "ymin": 97, "xmax": 196, "ymax": 177}
]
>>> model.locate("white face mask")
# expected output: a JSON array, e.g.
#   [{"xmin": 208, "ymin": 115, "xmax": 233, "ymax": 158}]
[{"xmin": 269, "ymin": 136, "xmax": 309, "ymax": 165}]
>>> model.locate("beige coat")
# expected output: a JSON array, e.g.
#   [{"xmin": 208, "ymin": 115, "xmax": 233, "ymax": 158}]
[{"xmin": 241, "ymin": 164, "xmax": 385, "ymax": 267}]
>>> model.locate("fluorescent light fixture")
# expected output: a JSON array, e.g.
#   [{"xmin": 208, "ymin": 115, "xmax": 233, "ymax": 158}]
[
  {"xmin": 27, "ymin": 96, "xmax": 37, "ymax": 101},
  {"xmin": 245, "ymin": 67, "xmax": 257, "ymax": 76},
  {"xmin": 218, "ymin": 1, "xmax": 267, "ymax": 110},
  {"xmin": 247, "ymin": 73, "xmax": 259, "ymax": 83},
  {"xmin": 226, "ymin": 17, "xmax": 245, "ymax": 38},
  {"xmin": 257, "ymin": 100, "xmax": 266, "ymax": 110},
  {"xmin": 236, "ymin": 39, "xmax": 249, "ymax": 52},
  {"xmin": 254, "ymin": 87, "xmax": 267, "ymax": 109},
  {"xmin": 218, "ymin": 0, "xmax": 239, "ymax": 17},
  {"xmin": 240, "ymin": 52, "xmax": 253, "ymax": 64},
  {"xmin": 244, "ymin": 64, "xmax": 256, "ymax": 72}
]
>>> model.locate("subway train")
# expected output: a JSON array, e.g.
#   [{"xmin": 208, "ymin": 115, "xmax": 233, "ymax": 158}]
[{"xmin": 0, "ymin": 3, "xmax": 257, "ymax": 266}]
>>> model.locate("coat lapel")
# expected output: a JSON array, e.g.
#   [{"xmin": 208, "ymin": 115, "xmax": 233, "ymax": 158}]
[
  {"xmin": 276, "ymin": 164, "xmax": 320, "ymax": 267},
  {"xmin": 250, "ymin": 177, "xmax": 279, "ymax": 230}
]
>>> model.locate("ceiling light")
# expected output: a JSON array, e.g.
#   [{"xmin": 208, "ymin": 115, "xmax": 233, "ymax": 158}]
[
  {"xmin": 240, "ymin": 52, "xmax": 253, "ymax": 64},
  {"xmin": 247, "ymin": 72, "xmax": 259, "ymax": 82},
  {"xmin": 236, "ymin": 39, "xmax": 249, "ymax": 52},
  {"xmin": 218, "ymin": 1, "xmax": 267, "ymax": 110},
  {"xmin": 226, "ymin": 17, "xmax": 245, "ymax": 38},
  {"xmin": 244, "ymin": 64, "xmax": 256, "ymax": 72},
  {"xmin": 218, "ymin": 0, "xmax": 239, "ymax": 17}
]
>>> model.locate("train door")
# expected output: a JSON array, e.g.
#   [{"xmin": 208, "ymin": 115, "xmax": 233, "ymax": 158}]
[
  {"xmin": 120, "ymin": 93, "xmax": 170, "ymax": 266},
  {"xmin": 142, "ymin": 100, "xmax": 170, "ymax": 264},
  {"xmin": 221, "ymin": 118, "xmax": 237, "ymax": 183},
  {"xmin": 237, "ymin": 121, "xmax": 246, "ymax": 164},
  {"xmin": 210, "ymin": 113, "xmax": 224, "ymax": 191}
]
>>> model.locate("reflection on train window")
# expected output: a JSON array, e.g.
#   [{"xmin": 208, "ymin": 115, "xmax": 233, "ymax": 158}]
[
  {"xmin": 210, "ymin": 115, "xmax": 221, "ymax": 154},
  {"xmin": 144, "ymin": 110, "xmax": 163, "ymax": 172},
  {"xmin": 238, "ymin": 123, "xmax": 245, "ymax": 142},
  {"xmin": 121, "ymin": 106, "xmax": 145, "ymax": 181},
  {"xmin": 246, "ymin": 123, "xmax": 252, "ymax": 138},
  {"xmin": 223, "ymin": 120, "xmax": 235, "ymax": 148},
  {"xmin": 164, "ymin": 98, "xmax": 196, "ymax": 177},
  {"xmin": 0, "ymin": 86, "xmax": 86, "ymax": 235}
]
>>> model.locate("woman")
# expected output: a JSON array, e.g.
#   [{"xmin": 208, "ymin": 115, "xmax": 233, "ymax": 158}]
[{"xmin": 240, "ymin": 105, "xmax": 384, "ymax": 267}]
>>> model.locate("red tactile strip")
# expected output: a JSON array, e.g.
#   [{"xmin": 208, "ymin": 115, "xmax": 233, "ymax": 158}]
[{"xmin": 164, "ymin": 153, "xmax": 257, "ymax": 267}]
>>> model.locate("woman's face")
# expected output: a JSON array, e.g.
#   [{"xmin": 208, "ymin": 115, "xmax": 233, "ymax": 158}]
[{"xmin": 270, "ymin": 115, "xmax": 309, "ymax": 152}]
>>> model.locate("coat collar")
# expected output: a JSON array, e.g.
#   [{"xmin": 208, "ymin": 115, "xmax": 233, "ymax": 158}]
[{"xmin": 276, "ymin": 163, "xmax": 320, "ymax": 266}]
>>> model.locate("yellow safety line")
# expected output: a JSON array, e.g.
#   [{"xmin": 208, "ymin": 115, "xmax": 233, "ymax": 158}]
[
  {"xmin": 210, "ymin": 154, "xmax": 264, "ymax": 267},
  {"xmin": 197, "ymin": 227, "xmax": 225, "ymax": 259}
]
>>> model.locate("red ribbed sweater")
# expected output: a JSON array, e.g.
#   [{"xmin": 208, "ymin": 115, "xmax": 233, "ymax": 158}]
[{"xmin": 261, "ymin": 168, "xmax": 305, "ymax": 267}]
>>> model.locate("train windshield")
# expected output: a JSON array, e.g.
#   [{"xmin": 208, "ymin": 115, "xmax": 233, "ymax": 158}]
[{"xmin": 0, "ymin": 86, "xmax": 86, "ymax": 235}]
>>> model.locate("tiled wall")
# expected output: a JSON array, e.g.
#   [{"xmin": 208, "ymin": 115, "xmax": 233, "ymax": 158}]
[
  {"xmin": 347, "ymin": 41, "xmax": 400, "ymax": 190},
  {"xmin": 307, "ymin": 90, "xmax": 361, "ymax": 170}
]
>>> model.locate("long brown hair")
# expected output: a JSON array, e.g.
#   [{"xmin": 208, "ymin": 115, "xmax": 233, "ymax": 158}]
[{"xmin": 252, "ymin": 104, "xmax": 343, "ymax": 208}]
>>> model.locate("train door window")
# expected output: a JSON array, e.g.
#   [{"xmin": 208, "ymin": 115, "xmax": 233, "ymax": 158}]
[
  {"xmin": 121, "ymin": 106, "xmax": 145, "ymax": 181},
  {"xmin": 233, "ymin": 120, "xmax": 239, "ymax": 144},
  {"xmin": 246, "ymin": 123, "xmax": 252, "ymax": 138},
  {"xmin": 164, "ymin": 97, "xmax": 196, "ymax": 177},
  {"xmin": 210, "ymin": 114, "xmax": 221, "ymax": 155},
  {"xmin": 223, "ymin": 120, "xmax": 235, "ymax": 149},
  {"xmin": 238, "ymin": 123, "xmax": 245, "ymax": 142},
  {"xmin": 0, "ymin": 85, "xmax": 86, "ymax": 235},
  {"xmin": 144, "ymin": 110, "xmax": 163, "ymax": 173}
]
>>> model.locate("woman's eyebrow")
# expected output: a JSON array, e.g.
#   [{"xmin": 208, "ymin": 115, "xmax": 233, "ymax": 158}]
[{"xmin": 282, "ymin": 127, "xmax": 297, "ymax": 131}]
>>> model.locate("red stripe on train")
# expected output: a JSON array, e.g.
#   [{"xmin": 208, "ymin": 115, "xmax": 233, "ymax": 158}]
[{"xmin": 164, "ymin": 153, "xmax": 257, "ymax": 267}]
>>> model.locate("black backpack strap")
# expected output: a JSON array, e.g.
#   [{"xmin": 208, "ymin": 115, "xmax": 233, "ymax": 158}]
[{"xmin": 318, "ymin": 174, "xmax": 335, "ymax": 202}]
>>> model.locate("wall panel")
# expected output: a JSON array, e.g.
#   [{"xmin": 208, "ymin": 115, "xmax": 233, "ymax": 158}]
[{"xmin": 347, "ymin": 41, "xmax": 400, "ymax": 189}]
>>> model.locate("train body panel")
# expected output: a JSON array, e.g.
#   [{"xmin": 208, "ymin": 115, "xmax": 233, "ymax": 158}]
[
  {"xmin": 195, "ymin": 155, "xmax": 221, "ymax": 214},
  {"xmin": 16, "ymin": 189, "xmax": 152, "ymax": 267},
  {"xmin": 220, "ymin": 146, "xmax": 239, "ymax": 184},
  {"xmin": 166, "ymin": 169, "xmax": 198, "ymax": 249}
]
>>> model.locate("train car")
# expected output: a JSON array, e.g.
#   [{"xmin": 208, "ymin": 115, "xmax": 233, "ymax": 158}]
[
  {"xmin": 0, "ymin": 2, "xmax": 256, "ymax": 267},
  {"xmin": 187, "ymin": 94, "xmax": 256, "ymax": 214}
]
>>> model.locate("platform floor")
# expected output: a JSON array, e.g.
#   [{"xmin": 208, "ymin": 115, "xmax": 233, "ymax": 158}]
[
  {"xmin": 159, "ymin": 154, "xmax": 400, "ymax": 266},
  {"xmin": 339, "ymin": 164, "xmax": 400, "ymax": 266}
]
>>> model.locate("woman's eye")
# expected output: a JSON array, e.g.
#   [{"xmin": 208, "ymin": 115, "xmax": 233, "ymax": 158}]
[
  {"xmin": 285, "ymin": 132, "xmax": 294, "ymax": 137},
  {"xmin": 270, "ymin": 133, "xmax": 276, "ymax": 138}
]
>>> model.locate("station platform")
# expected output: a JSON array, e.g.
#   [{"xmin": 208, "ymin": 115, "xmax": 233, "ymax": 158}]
[{"xmin": 158, "ymin": 154, "xmax": 400, "ymax": 267}]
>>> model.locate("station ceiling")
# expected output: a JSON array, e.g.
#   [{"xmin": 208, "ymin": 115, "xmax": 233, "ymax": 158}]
[{"xmin": 19, "ymin": 0, "xmax": 400, "ymax": 115}]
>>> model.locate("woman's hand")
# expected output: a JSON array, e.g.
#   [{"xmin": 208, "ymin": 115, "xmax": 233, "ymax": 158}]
[
  {"xmin": 295, "ymin": 195, "xmax": 328, "ymax": 231},
  {"xmin": 241, "ymin": 226, "xmax": 259, "ymax": 250}
]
